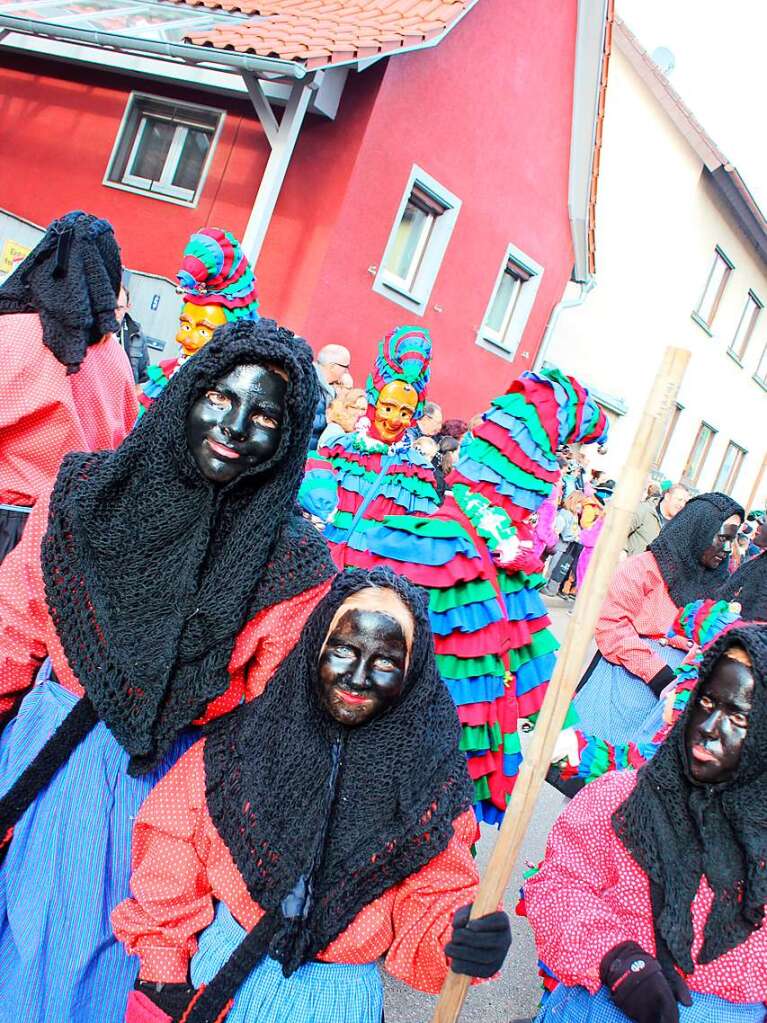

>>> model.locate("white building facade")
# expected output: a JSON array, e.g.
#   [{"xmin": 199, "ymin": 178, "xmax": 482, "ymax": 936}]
[{"xmin": 545, "ymin": 18, "xmax": 767, "ymax": 510}]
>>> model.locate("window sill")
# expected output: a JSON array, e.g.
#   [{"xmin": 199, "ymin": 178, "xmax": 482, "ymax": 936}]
[
  {"xmin": 726, "ymin": 348, "xmax": 744, "ymax": 368},
  {"xmin": 102, "ymin": 179, "xmax": 201, "ymax": 209},
  {"xmin": 372, "ymin": 277, "xmax": 427, "ymax": 316},
  {"xmin": 752, "ymin": 374, "xmax": 767, "ymax": 393},
  {"xmin": 475, "ymin": 332, "xmax": 518, "ymax": 363},
  {"xmin": 690, "ymin": 311, "xmax": 714, "ymax": 336}
]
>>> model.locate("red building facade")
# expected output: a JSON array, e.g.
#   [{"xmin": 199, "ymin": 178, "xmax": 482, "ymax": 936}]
[{"xmin": 0, "ymin": 0, "xmax": 607, "ymax": 417}]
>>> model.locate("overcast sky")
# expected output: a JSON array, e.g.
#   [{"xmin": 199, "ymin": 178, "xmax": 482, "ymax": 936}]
[{"xmin": 619, "ymin": 0, "xmax": 767, "ymax": 210}]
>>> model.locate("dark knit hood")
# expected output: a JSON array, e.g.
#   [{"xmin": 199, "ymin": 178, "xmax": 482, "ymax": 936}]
[
  {"xmin": 41, "ymin": 319, "xmax": 334, "ymax": 773},
  {"xmin": 648, "ymin": 492, "xmax": 744, "ymax": 607},
  {"xmin": 0, "ymin": 211, "xmax": 122, "ymax": 373}
]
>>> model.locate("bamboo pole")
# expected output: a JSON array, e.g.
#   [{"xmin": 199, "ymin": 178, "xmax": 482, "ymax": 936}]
[{"xmin": 432, "ymin": 347, "xmax": 691, "ymax": 1023}]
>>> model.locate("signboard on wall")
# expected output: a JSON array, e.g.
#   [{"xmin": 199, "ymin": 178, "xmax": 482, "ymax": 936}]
[{"xmin": 0, "ymin": 239, "xmax": 30, "ymax": 276}]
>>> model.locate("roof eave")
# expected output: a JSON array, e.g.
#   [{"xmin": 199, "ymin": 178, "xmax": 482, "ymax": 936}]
[{"xmin": 0, "ymin": 14, "xmax": 310, "ymax": 78}]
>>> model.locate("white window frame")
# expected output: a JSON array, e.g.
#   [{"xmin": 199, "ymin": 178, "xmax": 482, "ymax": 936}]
[
  {"xmin": 104, "ymin": 92, "xmax": 224, "ymax": 209},
  {"xmin": 728, "ymin": 289, "xmax": 763, "ymax": 364},
  {"xmin": 475, "ymin": 243, "xmax": 544, "ymax": 362},
  {"xmin": 692, "ymin": 244, "xmax": 734, "ymax": 333},
  {"xmin": 713, "ymin": 440, "xmax": 748, "ymax": 494},
  {"xmin": 372, "ymin": 165, "xmax": 461, "ymax": 315}
]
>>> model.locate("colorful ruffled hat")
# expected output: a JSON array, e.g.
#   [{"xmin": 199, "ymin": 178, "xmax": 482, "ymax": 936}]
[
  {"xmin": 176, "ymin": 227, "xmax": 259, "ymax": 320},
  {"xmin": 450, "ymin": 367, "xmax": 609, "ymax": 521},
  {"xmin": 365, "ymin": 325, "xmax": 431, "ymax": 419}
]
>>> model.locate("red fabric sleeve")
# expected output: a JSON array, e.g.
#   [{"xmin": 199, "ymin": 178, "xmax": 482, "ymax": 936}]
[
  {"xmin": 112, "ymin": 741, "xmax": 214, "ymax": 983},
  {"xmin": 201, "ymin": 579, "xmax": 332, "ymax": 722},
  {"xmin": 524, "ymin": 772, "xmax": 647, "ymax": 993},
  {"xmin": 0, "ymin": 494, "xmax": 52, "ymax": 719},
  {"xmin": 594, "ymin": 553, "xmax": 669, "ymax": 683},
  {"xmin": 384, "ymin": 809, "xmax": 482, "ymax": 994}
]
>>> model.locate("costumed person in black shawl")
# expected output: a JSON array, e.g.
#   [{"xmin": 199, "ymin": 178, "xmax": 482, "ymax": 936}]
[
  {"xmin": 717, "ymin": 514, "xmax": 767, "ymax": 618},
  {"xmin": 0, "ymin": 319, "xmax": 334, "ymax": 1023},
  {"xmin": 0, "ymin": 210, "xmax": 137, "ymax": 562},
  {"xmin": 114, "ymin": 568, "xmax": 512, "ymax": 1023},
  {"xmin": 526, "ymin": 622, "xmax": 767, "ymax": 1022},
  {"xmin": 573, "ymin": 493, "xmax": 743, "ymax": 745}
]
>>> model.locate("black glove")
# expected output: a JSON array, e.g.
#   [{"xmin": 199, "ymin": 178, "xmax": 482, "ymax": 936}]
[
  {"xmin": 600, "ymin": 942, "xmax": 692, "ymax": 1023},
  {"xmin": 134, "ymin": 979, "xmax": 196, "ymax": 1020},
  {"xmin": 444, "ymin": 904, "xmax": 511, "ymax": 978},
  {"xmin": 648, "ymin": 665, "xmax": 677, "ymax": 699}
]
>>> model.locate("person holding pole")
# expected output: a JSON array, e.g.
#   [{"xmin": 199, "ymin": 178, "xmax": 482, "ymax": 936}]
[
  {"xmin": 113, "ymin": 569, "xmax": 512, "ymax": 1023},
  {"xmin": 526, "ymin": 622, "xmax": 767, "ymax": 1023}
]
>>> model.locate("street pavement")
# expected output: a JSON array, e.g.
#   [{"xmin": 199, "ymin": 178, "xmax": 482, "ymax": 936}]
[{"xmin": 384, "ymin": 598, "xmax": 574, "ymax": 1023}]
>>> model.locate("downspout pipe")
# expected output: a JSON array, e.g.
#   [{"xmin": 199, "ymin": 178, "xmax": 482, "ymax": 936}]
[
  {"xmin": 533, "ymin": 278, "xmax": 595, "ymax": 371},
  {"xmin": 0, "ymin": 14, "xmax": 308, "ymax": 78}
]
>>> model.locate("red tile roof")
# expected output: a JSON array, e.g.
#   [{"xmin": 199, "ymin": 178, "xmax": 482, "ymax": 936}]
[{"xmin": 176, "ymin": 0, "xmax": 478, "ymax": 69}]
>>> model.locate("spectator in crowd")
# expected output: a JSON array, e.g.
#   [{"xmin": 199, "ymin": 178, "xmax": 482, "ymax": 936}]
[
  {"xmin": 115, "ymin": 277, "xmax": 149, "ymax": 386},
  {"xmin": 544, "ymin": 492, "xmax": 585, "ymax": 597},
  {"xmin": 646, "ymin": 479, "xmax": 662, "ymax": 500},
  {"xmin": 441, "ymin": 418, "xmax": 468, "ymax": 441},
  {"xmin": 415, "ymin": 400, "xmax": 443, "ymax": 438},
  {"xmin": 311, "ymin": 343, "xmax": 351, "ymax": 447},
  {"xmin": 437, "ymin": 435, "xmax": 460, "ymax": 476},
  {"xmin": 624, "ymin": 482, "xmax": 689, "ymax": 557},
  {"xmin": 317, "ymin": 387, "xmax": 367, "ymax": 449}
]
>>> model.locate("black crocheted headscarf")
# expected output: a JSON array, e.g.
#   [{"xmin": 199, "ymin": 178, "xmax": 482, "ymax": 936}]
[
  {"xmin": 40, "ymin": 319, "xmax": 334, "ymax": 774},
  {"xmin": 648, "ymin": 492, "xmax": 744, "ymax": 607},
  {"xmin": 717, "ymin": 550, "xmax": 767, "ymax": 619},
  {"xmin": 612, "ymin": 623, "xmax": 767, "ymax": 974},
  {"xmin": 0, "ymin": 210, "xmax": 122, "ymax": 373},
  {"xmin": 192, "ymin": 567, "xmax": 472, "ymax": 1022}
]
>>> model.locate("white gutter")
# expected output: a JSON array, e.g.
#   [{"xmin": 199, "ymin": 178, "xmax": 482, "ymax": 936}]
[
  {"xmin": 0, "ymin": 14, "xmax": 309, "ymax": 78},
  {"xmin": 533, "ymin": 279, "xmax": 595, "ymax": 371}
]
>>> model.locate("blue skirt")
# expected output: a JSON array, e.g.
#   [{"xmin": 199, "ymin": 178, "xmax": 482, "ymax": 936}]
[
  {"xmin": 573, "ymin": 640, "xmax": 686, "ymax": 745},
  {"xmin": 0, "ymin": 669, "xmax": 193, "ymax": 1023},
  {"xmin": 190, "ymin": 902, "xmax": 384, "ymax": 1023},
  {"xmin": 536, "ymin": 983, "xmax": 765, "ymax": 1022}
]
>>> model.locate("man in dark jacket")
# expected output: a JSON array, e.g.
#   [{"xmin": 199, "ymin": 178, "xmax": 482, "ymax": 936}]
[{"xmin": 116, "ymin": 282, "xmax": 149, "ymax": 385}]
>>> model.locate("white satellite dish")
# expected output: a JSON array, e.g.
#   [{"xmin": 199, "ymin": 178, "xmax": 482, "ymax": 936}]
[{"xmin": 651, "ymin": 46, "xmax": 676, "ymax": 75}]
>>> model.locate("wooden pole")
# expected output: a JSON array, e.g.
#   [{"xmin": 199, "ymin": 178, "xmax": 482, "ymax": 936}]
[{"xmin": 432, "ymin": 347, "xmax": 690, "ymax": 1023}]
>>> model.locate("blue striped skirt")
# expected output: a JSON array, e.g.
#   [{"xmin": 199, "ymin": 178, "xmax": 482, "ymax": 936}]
[
  {"xmin": 0, "ymin": 668, "xmax": 193, "ymax": 1023},
  {"xmin": 536, "ymin": 982, "xmax": 765, "ymax": 1022},
  {"xmin": 573, "ymin": 640, "xmax": 686, "ymax": 745},
  {"xmin": 190, "ymin": 902, "xmax": 384, "ymax": 1023}
]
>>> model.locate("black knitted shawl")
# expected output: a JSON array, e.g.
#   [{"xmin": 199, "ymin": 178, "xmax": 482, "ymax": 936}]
[
  {"xmin": 612, "ymin": 624, "xmax": 767, "ymax": 973},
  {"xmin": 0, "ymin": 211, "xmax": 122, "ymax": 373},
  {"xmin": 40, "ymin": 319, "xmax": 334, "ymax": 774},
  {"xmin": 195, "ymin": 568, "xmax": 472, "ymax": 1018},
  {"xmin": 648, "ymin": 492, "xmax": 744, "ymax": 607},
  {"xmin": 717, "ymin": 551, "xmax": 767, "ymax": 620}
]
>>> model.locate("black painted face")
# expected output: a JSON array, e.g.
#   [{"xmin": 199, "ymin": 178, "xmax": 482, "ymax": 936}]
[
  {"xmin": 186, "ymin": 363, "xmax": 287, "ymax": 484},
  {"xmin": 318, "ymin": 608, "xmax": 408, "ymax": 727},
  {"xmin": 700, "ymin": 516, "xmax": 740, "ymax": 569},
  {"xmin": 685, "ymin": 652, "xmax": 754, "ymax": 784}
]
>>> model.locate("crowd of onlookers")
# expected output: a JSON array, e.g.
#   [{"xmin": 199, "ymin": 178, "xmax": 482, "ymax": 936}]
[{"xmin": 532, "ymin": 445, "xmax": 767, "ymax": 604}]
